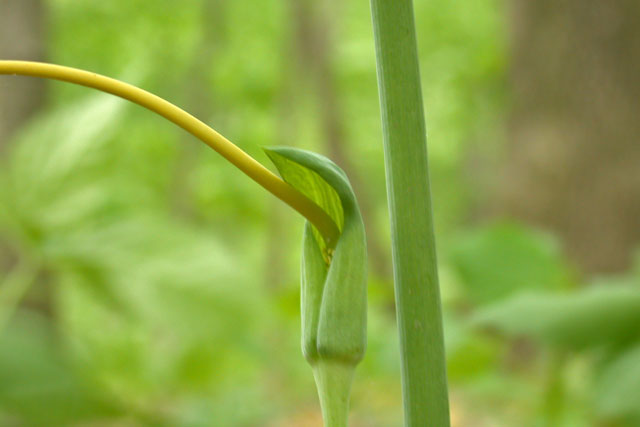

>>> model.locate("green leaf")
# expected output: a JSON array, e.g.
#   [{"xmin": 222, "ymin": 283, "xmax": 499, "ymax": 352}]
[
  {"xmin": 265, "ymin": 147, "xmax": 367, "ymax": 426},
  {"xmin": 595, "ymin": 344, "xmax": 640, "ymax": 420},
  {"xmin": 450, "ymin": 222, "xmax": 573, "ymax": 304},
  {"xmin": 473, "ymin": 286, "xmax": 640, "ymax": 349},
  {"xmin": 443, "ymin": 313, "xmax": 500, "ymax": 382},
  {"xmin": 3, "ymin": 93, "xmax": 125, "ymax": 243},
  {"xmin": 0, "ymin": 310, "xmax": 120, "ymax": 424},
  {"xmin": 41, "ymin": 213, "xmax": 241, "ymax": 317},
  {"xmin": 8, "ymin": 93, "xmax": 123, "ymax": 201}
]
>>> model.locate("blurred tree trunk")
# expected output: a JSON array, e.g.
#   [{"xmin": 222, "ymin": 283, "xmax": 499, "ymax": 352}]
[
  {"xmin": 171, "ymin": 0, "xmax": 227, "ymax": 219},
  {"xmin": 498, "ymin": 0, "xmax": 640, "ymax": 273},
  {"xmin": 0, "ymin": 0, "xmax": 47, "ymax": 152},
  {"xmin": 0, "ymin": 0, "xmax": 48, "ymax": 315},
  {"xmin": 264, "ymin": 61, "xmax": 299, "ymax": 290},
  {"xmin": 288, "ymin": 0, "xmax": 391, "ymax": 280}
]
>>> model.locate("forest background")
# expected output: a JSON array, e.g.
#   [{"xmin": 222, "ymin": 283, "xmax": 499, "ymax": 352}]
[{"xmin": 1, "ymin": 0, "xmax": 639, "ymax": 425}]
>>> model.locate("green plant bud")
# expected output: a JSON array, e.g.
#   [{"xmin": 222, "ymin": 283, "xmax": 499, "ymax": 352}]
[{"xmin": 265, "ymin": 147, "xmax": 367, "ymax": 427}]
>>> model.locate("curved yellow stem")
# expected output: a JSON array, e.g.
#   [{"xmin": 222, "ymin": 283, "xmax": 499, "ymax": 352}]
[{"xmin": 0, "ymin": 60, "xmax": 339, "ymax": 247}]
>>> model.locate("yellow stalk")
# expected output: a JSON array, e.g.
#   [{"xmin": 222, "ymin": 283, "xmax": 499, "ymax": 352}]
[{"xmin": 0, "ymin": 60, "xmax": 339, "ymax": 247}]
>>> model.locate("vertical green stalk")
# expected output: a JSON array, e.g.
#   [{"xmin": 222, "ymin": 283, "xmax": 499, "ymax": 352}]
[
  {"xmin": 313, "ymin": 361, "xmax": 355, "ymax": 427},
  {"xmin": 369, "ymin": 1, "xmax": 450, "ymax": 426}
]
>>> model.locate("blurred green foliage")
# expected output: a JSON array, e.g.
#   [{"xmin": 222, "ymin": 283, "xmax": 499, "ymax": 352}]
[
  {"xmin": 450, "ymin": 223, "xmax": 574, "ymax": 304},
  {"xmin": 1, "ymin": 0, "xmax": 638, "ymax": 426}
]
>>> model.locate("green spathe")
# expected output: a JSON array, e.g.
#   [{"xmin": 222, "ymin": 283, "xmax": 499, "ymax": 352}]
[{"xmin": 265, "ymin": 147, "xmax": 367, "ymax": 427}]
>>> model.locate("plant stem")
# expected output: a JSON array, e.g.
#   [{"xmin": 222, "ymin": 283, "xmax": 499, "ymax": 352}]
[
  {"xmin": 368, "ymin": 1, "xmax": 450, "ymax": 426},
  {"xmin": 0, "ymin": 60, "xmax": 340, "ymax": 248},
  {"xmin": 542, "ymin": 351, "xmax": 566, "ymax": 426},
  {"xmin": 313, "ymin": 361, "xmax": 355, "ymax": 427}
]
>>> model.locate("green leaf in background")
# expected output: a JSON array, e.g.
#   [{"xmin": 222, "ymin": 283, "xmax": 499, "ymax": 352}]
[
  {"xmin": 0, "ymin": 310, "xmax": 121, "ymax": 425},
  {"xmin": 2, "ymin": 93, "xmax": 125, "ymax": 243},
  {"xmin": 450, "ymin": 222, "xmax": 573, "ymax": 304},
  {"xmin": 443, "ymin": 312, "xmax": 500, "ymax": 382},
  {"xmin": 473, "ymin": 285, "xmax": 640, "ymax": 349},
  {"xmin": 595, "ymin": 343, "xmax": 640, "ymax": 421},
  {"xmin": 49, "ymin": 212, "xmax": 271, "ymax": 425},
  {"xmin": 265, "ymin": 147, "xmax": 367, "ymax": 427}
]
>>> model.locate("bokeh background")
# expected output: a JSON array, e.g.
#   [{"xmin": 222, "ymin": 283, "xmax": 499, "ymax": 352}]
[{"xmin": 1, "ymin": 0, "xmax": 639, "ymax": 425}]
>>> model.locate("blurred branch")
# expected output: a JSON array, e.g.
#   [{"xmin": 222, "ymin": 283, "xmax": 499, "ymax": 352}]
[
  {"xmin": 288, "ymin": 0, "xmax": 391, "ymax": 279},
  {"xmin": 171, "ymin": 0, "xmax": 228, "ymax": 219},
  {"xmin": 0, "ymin": 258, "xmax": 39, "ymax": 332},
  {"xmin": 0, "ymin": 0, "xmax": 49, "ymax": 328},
  {"xmin": 263, "ymin": 84, "xmax": 292, "ymax": 290}
]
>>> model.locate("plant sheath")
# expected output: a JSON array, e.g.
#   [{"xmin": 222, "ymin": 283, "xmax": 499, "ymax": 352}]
[
  {"xmin": 266, "ymin": 147, "xmax": 368, "ymax": 427},
  {"xmin": 369, "ymin": 0, "xmax": 450, "ymax": 425}
]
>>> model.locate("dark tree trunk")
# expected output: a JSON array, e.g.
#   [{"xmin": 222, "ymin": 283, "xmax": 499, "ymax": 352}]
[
  {"xmin": 0, "ymin": 0, "xmax": 51, "ymax": 321},
  {"xmin": 498, "ymin": 0, "xmax": 640, "ymax": 273},
  {"xmin": 0, "ymin": 0, "xmax": 47, "ymax": 151}
]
